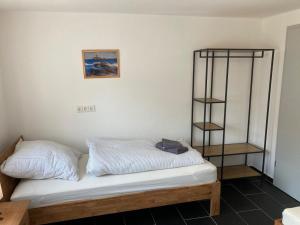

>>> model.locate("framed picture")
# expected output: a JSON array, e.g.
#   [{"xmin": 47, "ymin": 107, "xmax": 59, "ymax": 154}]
[{"xmin": 82, "ymin": 49, "xmax": 120, "ymax": 79}]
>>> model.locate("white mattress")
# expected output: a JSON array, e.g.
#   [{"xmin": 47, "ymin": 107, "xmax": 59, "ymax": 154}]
[
  {"xmin": 11, "ymin": 154, "xmax": 217, "ymax": 208},
  {"xmin": 283, "ymin": 207, "xmax": 300, "ymax": 225}
]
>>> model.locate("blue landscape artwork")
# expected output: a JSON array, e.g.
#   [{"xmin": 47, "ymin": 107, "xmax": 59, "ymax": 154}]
[{"xmin": 83, "ymin": 50, "xmax": 119, "ymax": 78}]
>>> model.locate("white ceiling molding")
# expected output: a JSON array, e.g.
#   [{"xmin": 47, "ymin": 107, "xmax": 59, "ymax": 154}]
[{"xmin": 0, "ymin": 0, "xmax": 300, "ymax": 18}]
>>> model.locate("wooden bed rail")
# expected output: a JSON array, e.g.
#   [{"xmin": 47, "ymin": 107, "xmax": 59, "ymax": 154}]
[
  {"xmin": 0, "ymin": 137, "xmax": 22, "ymax": 201},
  {"xmin": 29, "ymin": 181, "xmax": 221, "ymax": 225}
]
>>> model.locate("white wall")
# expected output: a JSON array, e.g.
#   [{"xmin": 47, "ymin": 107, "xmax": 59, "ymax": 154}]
[
  {"xmin": 0, "ymin": 69, "xmax": 8, "ymax": 149},
  {"xmin": 0, "ymin": 9, "xmax": 299, "ymax": 178},
  {"xmin": 0, "ymin": 12, "xmax": 276, "ymax": 171},
  {"xmin": 248, "ymin": 9, "xmax": 300, "ymax": 177}
]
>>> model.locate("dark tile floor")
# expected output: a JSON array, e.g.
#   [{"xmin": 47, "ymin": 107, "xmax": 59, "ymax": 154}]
[{"xmin": 49, "ymin": 177, "xmax": 300, "ymax": 225}]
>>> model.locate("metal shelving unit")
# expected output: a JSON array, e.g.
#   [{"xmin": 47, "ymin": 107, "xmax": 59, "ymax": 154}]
[{"xmin": 191, "ymin": 48, "xmax": 275, "ymax": 180}]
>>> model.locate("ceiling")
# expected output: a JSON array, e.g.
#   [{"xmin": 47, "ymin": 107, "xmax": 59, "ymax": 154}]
[{"xmin": 0, "ymin": 0, "xmax": 300, "ymax": 18}]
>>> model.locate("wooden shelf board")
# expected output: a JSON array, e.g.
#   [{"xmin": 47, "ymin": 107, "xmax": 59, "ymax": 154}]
[
  {"xmin": 193, "ymin": 98, "xmax": 225, "ymax": 104},
  {"xmin": 193, "ymin": 122, "xmax": 223, "ymax": 131},
  {"xmin": 218, "ymin": 165, "xmax": 261, "ymax": 180},
  {"xmin": 193, "ymin": 143, "xmax": 263, "ymax": 157}
]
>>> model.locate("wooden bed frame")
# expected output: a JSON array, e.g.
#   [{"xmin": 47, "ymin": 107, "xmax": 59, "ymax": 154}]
[
  {"xmin": 0, "ymin": 137, "xmax": 221, "ymax": 225},
  {"xmin": 274, "ymin": 219, "xmax": 283, "ymax": 225}
]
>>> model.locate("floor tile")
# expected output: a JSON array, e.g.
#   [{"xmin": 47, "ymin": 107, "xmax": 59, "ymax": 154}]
[
  {"xmin": 63, "ymin": 216, "xmax": 96, "ymax": 225},
  {"xmin": 220, "ymin": 180, "xmax": 233, "ymax": 186},
  {"xmin": 221, "ymin": 185, "xmax": 257, "ymax": 212},
  {"xmin": 201, "ymin": 199, "xmax": 233, "ymax": 215},
  {"xmin": 263, "ymin": 176, "xmax": 274, "ymax": 184},
  {"xmin": 239, "ymin": 210, "xmax": 273, "ymax": 225},
  {"xmin": 186, "ymin": 217, "xmax": 215, "ymax": 225},
  {"xmin": 92, "ymin": 214, "xmax": 124, "ymax": 225},
  {"xmin": 49, "ymin": 222, "xmax": 66, "ymax": 225},
  {"xmin": 199, "ymin": 200, "xmax": 210, "ymax": 213},
  {"xmin": 176, "ymin": 201, "xmax": 208, "ymax": 219},
  {"xmin": 151, "ymin": 206, "xmax": 185, "ymax": 225},
  {"xmin": 231, "ymin": 179, "xmax": 262, "ymax": 195},
  {"xmin": 248, "ymin": 193, "xmax": 284, "ymax": 219},
  {"xmin": 214, "ymin": 213, "xmax": 246, "ymax": 225},
  {"xmin": 284, "ymin": 201, "xmax": 300, "ymax": 208},
  {"xmin": 252, "ymin": 180, "xmax": 298, "ymax": 205},
  {"xmin": 124, "ymin": 209, "xmax": 154, "ymax": 225},
  {"xmin": 212, "ymin": 200, "xmax": 246, "ymax": 225}
]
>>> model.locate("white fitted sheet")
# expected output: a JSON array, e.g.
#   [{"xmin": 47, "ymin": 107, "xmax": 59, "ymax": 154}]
[
  {"xmin": 283, "ymin": 207, "xmax": 300, "ymax": 225},
  {"xmin": 11, "ymin": 154, "xmax": 217, "ymax": 208}
]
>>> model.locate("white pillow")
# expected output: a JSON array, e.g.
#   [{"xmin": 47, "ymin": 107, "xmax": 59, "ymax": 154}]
[
  {"xmin": 86, "ymin": 138, "xmax": 204, "ymax": 176},
  {"xmin": 1, "ymin": 140, "xmax": 81, "ymax": 181}
]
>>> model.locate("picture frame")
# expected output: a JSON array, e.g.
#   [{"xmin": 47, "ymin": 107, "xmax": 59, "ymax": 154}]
[{"xmin": 82, "ymin": 49, "xmax": 120, "ymax": 79}]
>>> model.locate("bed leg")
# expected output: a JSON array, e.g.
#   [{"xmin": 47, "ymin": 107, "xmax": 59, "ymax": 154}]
[
  {"xmin": 210, "ymin": 181, "xmax": 221, "ymax": 216},
  {"xmin": 274, "ymin": 219, "xmax": 283, "ymax": 225}
]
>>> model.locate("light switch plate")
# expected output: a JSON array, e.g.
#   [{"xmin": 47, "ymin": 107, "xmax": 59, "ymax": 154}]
[{"xmin": 77, "ymin": 105, "xmax": 96, "ymax": 113}]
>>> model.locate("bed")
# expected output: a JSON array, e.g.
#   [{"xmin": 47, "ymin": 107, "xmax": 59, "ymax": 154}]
[
  {"xmin": 274, "ymin": 207, "xmax": 300, "ymax": 225},
  {"xmin": 0, "ymin": 137, "xmax": 221, "ymax": 225}
]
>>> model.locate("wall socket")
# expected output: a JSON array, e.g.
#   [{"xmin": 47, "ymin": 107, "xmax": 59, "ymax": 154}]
[{"xmin": 77, "ymin": 105, "xmax": 96, "ymax": 113}]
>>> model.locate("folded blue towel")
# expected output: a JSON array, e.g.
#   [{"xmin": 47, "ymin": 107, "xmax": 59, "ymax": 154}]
[
  {"xmin": 161, "ymin": 139, "xmax": 182, "ymax": 148},
  {"xmin": 155, "ymin": 139, "xmax": 188, "ymax": 154}
]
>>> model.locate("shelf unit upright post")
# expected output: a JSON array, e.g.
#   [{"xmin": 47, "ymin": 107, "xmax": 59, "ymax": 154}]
[
  {"xmin": 191, "ymin": 48, "xmax": 275, "ymax": 181},
  {"xmin": 202, "ymin": 49, "xmax": 209, "ymax": 158},
  {"xmin": 245, "ymin": 51, "xmax": 255, "ymax": 166}
]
